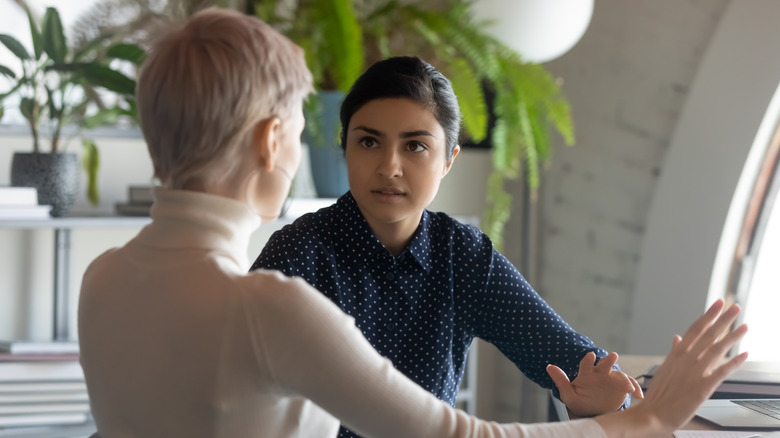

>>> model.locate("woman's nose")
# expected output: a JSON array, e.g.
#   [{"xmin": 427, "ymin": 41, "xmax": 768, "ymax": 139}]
[{"xmin": 377, "ymin": 148, "xmax": 402, "ymax": 178}]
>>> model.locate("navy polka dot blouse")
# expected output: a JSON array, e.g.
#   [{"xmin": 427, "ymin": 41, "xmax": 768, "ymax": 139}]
[{"xmin": 251, "ymin": 192, "xmax": 625, "ymax": 437}]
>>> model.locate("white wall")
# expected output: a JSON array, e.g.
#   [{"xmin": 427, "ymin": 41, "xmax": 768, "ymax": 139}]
[{"xmin": 628, "ymin": 0, "xmax": 780, "ymax": 354}]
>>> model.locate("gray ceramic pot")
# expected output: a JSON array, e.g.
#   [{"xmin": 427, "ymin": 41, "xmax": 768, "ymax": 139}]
[
  {"xmin": 11, "ymin": 152, "xmax": 80, "ymax": 217},
  {"xmin": 304, "ymin": 91, "xmax": 349, "ymax": 198}
]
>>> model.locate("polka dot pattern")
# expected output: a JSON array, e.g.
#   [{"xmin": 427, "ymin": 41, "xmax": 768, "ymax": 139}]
[{"xmin": 251, "ymin": 193, "xmax": 623, "ymax": 438}]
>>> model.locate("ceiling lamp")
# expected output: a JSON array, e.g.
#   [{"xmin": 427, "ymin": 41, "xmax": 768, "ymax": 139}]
[{"xmin": 471, "ymin": 0, "xmax": 595, "ymax": 63}]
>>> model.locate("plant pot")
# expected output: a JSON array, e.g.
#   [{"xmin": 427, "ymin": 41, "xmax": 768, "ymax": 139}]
[
  {"xmin": 11, "ymin": 152, "xmax": 80, "ymax": 217},
  {"xmin": 304, "ymin": 91, "xmax": 349, "ymax": 198}
]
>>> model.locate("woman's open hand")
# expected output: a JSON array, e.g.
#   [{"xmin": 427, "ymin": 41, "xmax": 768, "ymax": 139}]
[{"xmin": 593, "ymin": 299, "xmax": 748, "ymax": 437}]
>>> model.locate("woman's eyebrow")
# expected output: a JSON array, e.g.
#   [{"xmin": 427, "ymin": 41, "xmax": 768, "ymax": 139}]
[
  {"xmin": 352, "ymin": 126, "xmax": 383, "ymax": 137},
  {"xmin": 401, "ymin": 130, "xmax": 436, "ymax": 139}
]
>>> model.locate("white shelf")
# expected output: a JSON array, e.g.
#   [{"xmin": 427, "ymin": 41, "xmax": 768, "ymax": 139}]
[
  {"xmin": 0, "ymin": 198, "xmax": 338, "ymax": 229},
  {"xmin": 0, "ymin": 197, "xmax": 338, "ymax": 341}
]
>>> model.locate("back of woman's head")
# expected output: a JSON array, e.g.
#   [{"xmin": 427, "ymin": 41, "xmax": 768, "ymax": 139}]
[
  {"xmin": 136, "ymin": 8, "xmax": 313, "ymax": 189},
  {"xmin": 339, "ymin": 56, "xmax": 462, "ymax": 160}
]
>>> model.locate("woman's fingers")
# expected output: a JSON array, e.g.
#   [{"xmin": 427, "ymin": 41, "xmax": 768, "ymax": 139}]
[
  {"xmin": 628, "ymin": 375, "xmax": 644, "ymax": 400},
  {"xmin": 546, "ymin": 364, "xmax": 575, "ymax": 400},
  {"xmin": 707, "ymin": 351, "xmax": 749, "ymax": 386},
  {"xmin": 699, "ymin": 323, "xmax": 749, "ymax": 373},
  {"xmin": 688, "ymin": 304, "xmax": 742, "ymax": 359},
  {"xmin": 595, "ymin": 352, "xmax": 619, "ymax": 371},
  {"xmin": 675, "ymin": 299, "xmax": 725, "ymax": 352}
]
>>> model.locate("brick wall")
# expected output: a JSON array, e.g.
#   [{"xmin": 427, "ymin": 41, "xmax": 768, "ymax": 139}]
[
  {"xmin": 486, "ymin": 0, "xmax": 731, "ymax": 422},
  {"xmin": 533, "ymin": 0, "xmax": 729, "ymax": 352}
]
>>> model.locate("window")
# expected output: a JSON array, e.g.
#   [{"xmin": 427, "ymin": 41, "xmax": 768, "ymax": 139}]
[{"xmin": 728, "ymin": 122, "xmax": 780, "ymax": 361}]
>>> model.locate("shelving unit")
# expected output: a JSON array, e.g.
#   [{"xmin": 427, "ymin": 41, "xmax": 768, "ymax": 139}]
[
  {"xmin": 0, "ymin": 216, "xmax": 151, "ymax": 341},
  {"xmin": 0, "ymin": 203, "xmax": 480, "ymax": 424}
]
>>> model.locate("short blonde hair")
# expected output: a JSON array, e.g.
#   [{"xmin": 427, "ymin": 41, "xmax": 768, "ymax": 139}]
[{"xmin": 136, "ymin": 8, "xmax": 314, "ymax": 189}]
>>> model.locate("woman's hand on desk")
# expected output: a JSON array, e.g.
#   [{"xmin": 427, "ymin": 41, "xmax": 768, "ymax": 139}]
[
  {"xmin": 593, "ymin": 299, "xmax": 749, "ymax": 437},
  {"xmin": 547, "ymin": 351, "xmax": 644, "ymax": 417}
]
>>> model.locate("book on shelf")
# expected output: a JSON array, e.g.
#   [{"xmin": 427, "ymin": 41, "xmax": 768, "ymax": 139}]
[
  {"xmin": 128, "ymin": 185, "xmax": 154, "ymax": 204},
  {"xmin": 114, "ymin": 202, "xmax": 151, "ymax": 217},
  {"xmin": 0, "ymin": 402, "xmax": 90, "ymax": 415},
  {"xmin": 638, "ymin": 361, "xmax": 780, "ymax": 397},
  {"xmin": 0, "ymin": 205, "xmax": 52, "ymax": 219},
  {"xmin": 0, "ymin": 361, "xmax": 84, "ymax": 382},
  {"xmin": 0, "ymin": 381, "xmax": 87, "ymax": 393},
  {"xmin": 0, "ymin": 352, "xmax": 79, "ymax": 362},
  {"xmin": 0, "ymin": 341, "xmax": 79, "ymax": 355},
  {"xmin": 115, "ymin": 185, "xmax": 155, "ymax": 217},
  {"xmin": 0, "ymin": 391, "xmax": 89, "ymax": 404},
  {"xmin": 0, "ymin": 186, "xmax": 38, "ymax": 206},
  {"xmin": 0, "ymin": 411, "xmax": 90, "ymax": 428}
]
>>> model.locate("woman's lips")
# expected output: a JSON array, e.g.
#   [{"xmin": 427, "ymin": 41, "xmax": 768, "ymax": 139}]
[{"xmin": 371, "ymin": 187, "xmax": 405, "ymax": 201}]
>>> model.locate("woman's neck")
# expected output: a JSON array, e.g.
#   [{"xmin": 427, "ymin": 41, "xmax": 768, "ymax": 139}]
[{"xmin": 363, "ymin": 213, "xmax": 422, "ymax": 258}]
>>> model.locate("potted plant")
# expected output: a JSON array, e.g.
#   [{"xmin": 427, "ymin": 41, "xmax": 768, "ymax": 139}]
[
  {"xmin": 253, "ymin": 0, "xmax": 364, "ymax": 198},
  {"xmin": 0, "ymin": 4, "xmax": 143, "ymax": 216}
]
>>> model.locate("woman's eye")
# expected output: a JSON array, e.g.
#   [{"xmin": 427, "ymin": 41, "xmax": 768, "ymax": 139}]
[
  {"xmin": 359, "ymin": 137, "xmax": 378, "ymax": 148},
  {"xmin": 407, "ymin": 141, "xmax": 427, "ymax": 152}
]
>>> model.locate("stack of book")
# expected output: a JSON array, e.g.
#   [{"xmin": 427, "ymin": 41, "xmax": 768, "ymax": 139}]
[
  {"xmin": 115, "ymin": 185, "xmax": 154, "ymax": 216},
  {"xmin": 0, "ymin": 187, "xmax": 51, "ymax": 219},
  {"xmin": 0, "ymin": 341, "xmax": 91, "ymax": 429}
]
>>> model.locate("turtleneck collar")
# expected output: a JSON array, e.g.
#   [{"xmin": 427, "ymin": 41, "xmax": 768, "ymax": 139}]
[{"xmin": 134, "ymin": 188, "xmax": 261, "ymax": 271}]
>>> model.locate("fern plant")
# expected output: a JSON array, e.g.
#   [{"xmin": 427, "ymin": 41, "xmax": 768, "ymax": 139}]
[{"xmin": 361, "ymin": 0, "xmax": 574, "ymax": 250}]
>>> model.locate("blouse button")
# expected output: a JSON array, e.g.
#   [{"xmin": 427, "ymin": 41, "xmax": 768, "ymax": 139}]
[
  {"xmin": 386, "ymin": 322, "xmax": 395, "ymax": 331},
  {"xmin": 385, "ymin": 272, "xmax": 395, "ymax": 281}
]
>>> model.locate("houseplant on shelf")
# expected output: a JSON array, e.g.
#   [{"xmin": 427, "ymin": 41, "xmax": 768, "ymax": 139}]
[
  {"xmin": 253, "ymin": 0, "xmax": 364, "ymax": 198},
  {"xmin": 0, "ymin": 4, "xmax": 142, "ymax": 216}
]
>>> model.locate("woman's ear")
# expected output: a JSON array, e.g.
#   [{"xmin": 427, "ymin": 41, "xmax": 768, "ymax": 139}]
[
  {"xmin": 252, "ymin": 117, "xmax": 282, "ymax": 172},
  {"xmin": 442, "ymin": 145, "xmax": 461, "ymax": 177}
]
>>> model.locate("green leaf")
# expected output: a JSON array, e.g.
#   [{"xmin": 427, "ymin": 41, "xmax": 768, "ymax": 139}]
[
  {"xmin": 0, "ymin": 64, "xmax": 15, "ymax": 79},
  {"xmin": 106, "ymin": 43, "xmax": 146, "ymax": 65},
  {"xmin": 81, "ymin": 63, "xmax": 135, "ymax": 95},
  {"xmin": 317, "ymin": 0, "xmax": 363, "ymax": 91},
  {"xmin": 42, "ymin": 7, "xmax": 67, "ymax": 63},
  {"xmin": 0, "ymin": 34, "xmax": 31, "ymax": 61},
  {"xmin": 50, "ymin": 62, "xmax": 135, "ymax": 96},
  {"xmin": 25, "ymin": 6, "xmax": 43, "ymax": 60},
  {"xmin": 0, "ymin": 105, "xmax": 4, "ymax": 121},
  {"xmin": 445, "ymin": 58, "xmax": 487, "ymax": 142},
  {"xmin": 82, "ymin": 139, "xmax": 100, "ymax": 206},
  {"xmin": 82, "ymin": 106, "xmax": 124, "ymax": 130},
  {"xmin": 19, "ymin": 97, "xmax": 37, "ymax": 121}
]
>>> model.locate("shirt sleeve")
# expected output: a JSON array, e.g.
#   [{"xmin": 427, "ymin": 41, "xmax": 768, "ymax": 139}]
[
  {"xmin": 470, "ymin": 245, "xmax": 630, "ymax": 409},
  {"xmin": 245, "ymin": 274, "xmax": 607, "ymax": 438}
]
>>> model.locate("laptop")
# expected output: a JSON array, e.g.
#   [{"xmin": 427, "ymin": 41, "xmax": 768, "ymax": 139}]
[{"xmin": 696, "ymin": 399, "xmax": 780, "ymax": 430}]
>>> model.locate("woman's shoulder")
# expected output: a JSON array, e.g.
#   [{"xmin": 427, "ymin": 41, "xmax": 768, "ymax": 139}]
[
  {"xmin": 242, "ymin": 269, "xmax": 327, "ymax": 304},
  {"xmin": 240, "ymin": 269, "xmax": 352, "ymax": 325},
  {"xmin": 425, "ymin": 210, "xmax": 492, "ymax": 248},
  {"xmin": 269, "ymin": 203, "xmax": 336, "ymax": 244}
]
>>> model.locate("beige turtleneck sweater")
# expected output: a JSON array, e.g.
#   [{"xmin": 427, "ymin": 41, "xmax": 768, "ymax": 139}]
[{"xmin": 78, "ymin": 188, "xmax": 606, "ymax": 438}]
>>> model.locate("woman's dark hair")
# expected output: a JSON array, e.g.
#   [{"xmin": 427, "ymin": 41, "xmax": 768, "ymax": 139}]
[{"xmin": 339, "ymin": 56, "xmax": 462, "ymax": 160}]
